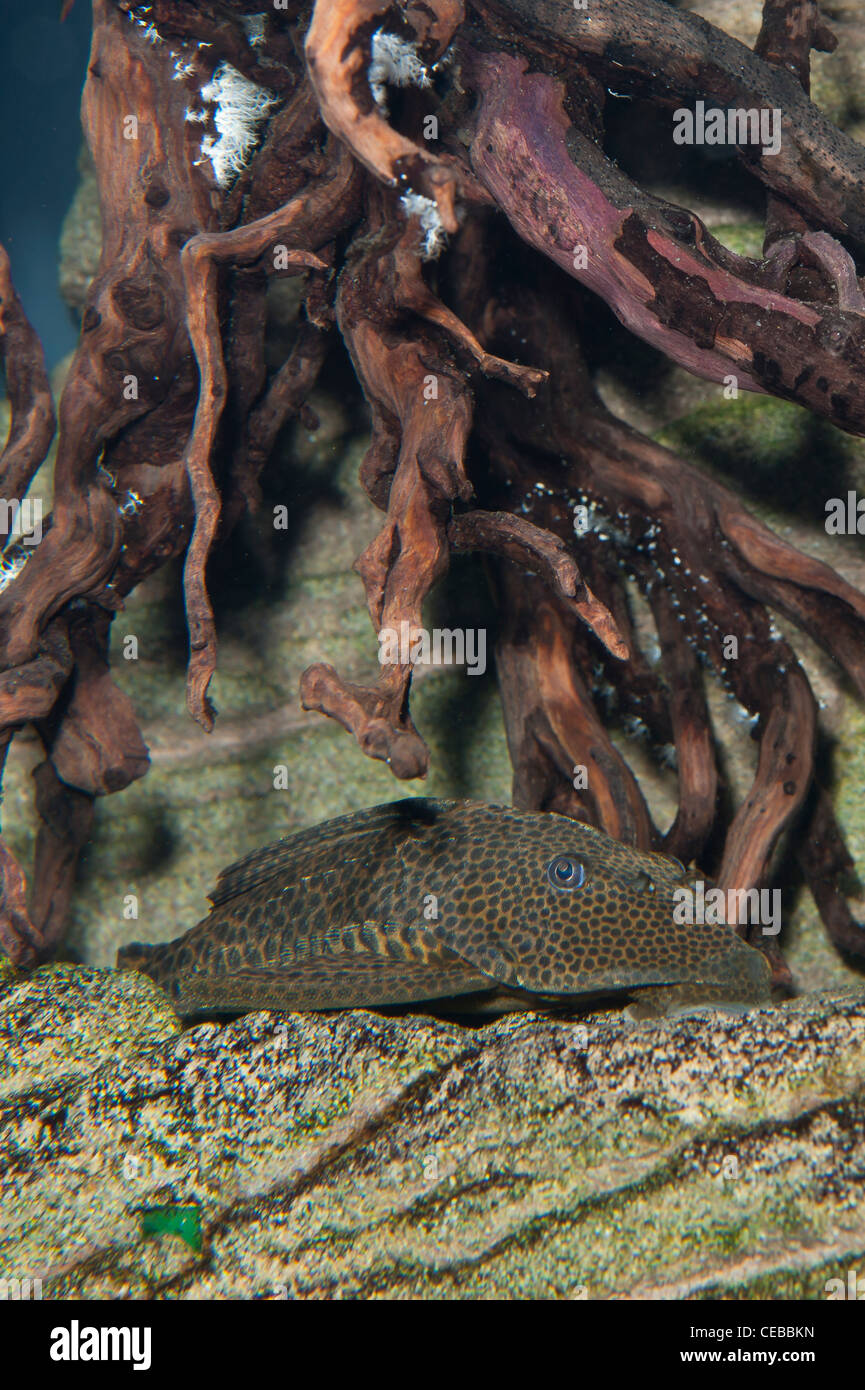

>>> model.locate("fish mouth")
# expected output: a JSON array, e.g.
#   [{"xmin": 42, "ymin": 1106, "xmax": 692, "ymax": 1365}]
[
  {"xmin": 742, "ymin": 938, "xmax": 774, "ymax": 992},
  {"xmin": 700, "ymin": 937, "xmax": 773, "ymax": 1000}
]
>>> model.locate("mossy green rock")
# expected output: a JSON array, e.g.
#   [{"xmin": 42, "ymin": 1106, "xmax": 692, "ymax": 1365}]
[
  {"xmin": 1, "ymin": 967, "xmax": 864, "ymax": 1299},
  {"xmin": 656, "ymin": 393, "xmax": 865, "ymax": 517}
]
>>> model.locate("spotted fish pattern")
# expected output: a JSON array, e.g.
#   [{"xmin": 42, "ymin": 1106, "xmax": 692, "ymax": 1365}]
[{"xmin": 117, "ymin": 798, "xmax": 772, "ymax": 1016}]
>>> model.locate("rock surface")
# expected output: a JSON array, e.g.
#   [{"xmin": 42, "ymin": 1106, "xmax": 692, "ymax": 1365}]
[{"xmin": 2, "ymin": 965, "xmax": 864, "ymax": 1299}]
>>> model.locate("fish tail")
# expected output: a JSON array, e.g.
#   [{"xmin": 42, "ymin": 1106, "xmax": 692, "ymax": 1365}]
[{"xmin": 117, "ymin": 939, "xmax": 179, "ymax": 991}]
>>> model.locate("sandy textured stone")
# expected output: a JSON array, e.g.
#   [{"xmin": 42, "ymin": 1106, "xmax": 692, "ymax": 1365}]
[{"xmin": 1, "ymin": 967, "xmax": 864, "ymax": 1300}]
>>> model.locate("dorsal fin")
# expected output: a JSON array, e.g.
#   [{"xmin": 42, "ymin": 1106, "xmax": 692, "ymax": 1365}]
[{"xmin": 208, "ymin": 798, "xmax": 454, "ymax": 906}]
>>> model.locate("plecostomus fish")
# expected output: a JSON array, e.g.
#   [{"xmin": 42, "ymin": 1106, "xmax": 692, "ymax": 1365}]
[{"xmin": 117, "ymin": 798, "xmax": 772, "ymax": 1017}]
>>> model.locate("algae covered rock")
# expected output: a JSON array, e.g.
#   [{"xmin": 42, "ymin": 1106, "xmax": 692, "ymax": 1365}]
[
  {"xmin": 0, "ymin": 963, "xmax": 178, "ymax": 1103},
  {"xmin": 1, "ymin": 966, "xmax": 864, "ymax": 1300}
]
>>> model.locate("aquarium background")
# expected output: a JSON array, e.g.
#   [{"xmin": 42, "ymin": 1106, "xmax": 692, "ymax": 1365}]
[
  {"xmin": 2, "ymin": 0, "xmax": 863, "ymax": 993},
  {"xmin": 0, "ymin": 0, "xmax": 91, "ymax": 367}
]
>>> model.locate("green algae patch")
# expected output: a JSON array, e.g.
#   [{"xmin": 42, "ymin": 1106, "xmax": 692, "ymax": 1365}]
[
  {"xmin": 709, "ymin": 222, "xmax": 764, "ymax": 259},
  {"xmin": 141, "ymin": 1204, "xmax": 203, "ymax": 1253},
  {"xmin": 834, "ymin": 702, "xmax": 865, "ymax": 884},
  {"xmin": 655, "ymin": 394, "xmax": 863, "ymax": 517}
]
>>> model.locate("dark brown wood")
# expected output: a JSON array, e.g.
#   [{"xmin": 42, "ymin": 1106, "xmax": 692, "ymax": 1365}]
[
  {"xmin": 0, "ymin": 245, "xmax": 55, "ymax": 528},
  {"xmin": 480, "ymin": 0, "xmax": 865, "ymax": 250},
  {"xmin": 458, "ymin": 40, "xmax": 865, "ymax": 435},
  {"xmin": 29, "ymin": 761, "xmax": 96, "ymax": 955}
]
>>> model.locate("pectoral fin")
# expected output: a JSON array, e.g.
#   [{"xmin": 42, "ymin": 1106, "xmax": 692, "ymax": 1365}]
[{"xmin": 167, "ymin": 954, "xmax": 495, "ymax": 1016}]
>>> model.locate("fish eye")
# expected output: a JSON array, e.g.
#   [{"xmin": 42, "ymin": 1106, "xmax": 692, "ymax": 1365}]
[
  {"xmin": 634, "ymin": 870, "xmax": 656, "ymax": 893},
  {"xmin": 547, "ymin": 855, "xmax": 585, "ymax": 890}
]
